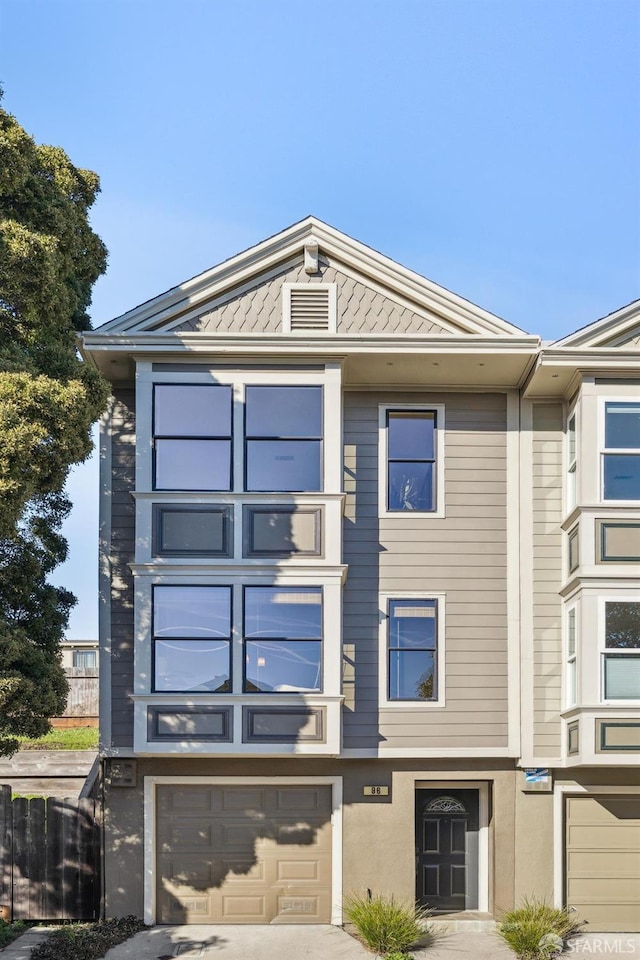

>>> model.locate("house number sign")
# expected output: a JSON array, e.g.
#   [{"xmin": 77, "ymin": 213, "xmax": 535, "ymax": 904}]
[{"xmin": 363, "ymin": 785, "xmax": 389, "ymax": 796}]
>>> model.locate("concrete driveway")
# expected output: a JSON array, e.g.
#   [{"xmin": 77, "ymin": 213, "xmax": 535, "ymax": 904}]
[{"xmin": 100, "ymin": 924, "xmax": 514, "ymax": 960}]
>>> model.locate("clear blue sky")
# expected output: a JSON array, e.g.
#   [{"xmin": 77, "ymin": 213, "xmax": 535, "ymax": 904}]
[{"xmin": 2, "ymin": 0, "xmax": 639, "ymax": 638}]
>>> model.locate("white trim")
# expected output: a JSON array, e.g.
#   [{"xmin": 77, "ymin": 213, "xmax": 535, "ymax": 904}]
[
  {"xmin": 98, "ymin": 403, "xmax": 113, "ymax": 754},
  {"xmin": 378, "ymin": 592, "xmax": 446, "ymax": 708},
  {"xmin": 553, "ymin": 299, "xmax": 640, "ymax": 348},
  {"xmin": 553, "ymin": 782, "xmax": 640, "ymax": 909},
  {"xmin": 342, "ymin": 746, "xmax": 515, "ymax": 758},
  {"xmin": 506, "ymin": 390, "xmax": 521, "ymax": 757},
  {"xmin": 414, "ymin": 779, "xmax": 489, "ymax": 913},
  {"xmin": 143, "ymin": 775, "xmax": 343, "ymax": 925},
  {"xmin": 519, "ymin": 399, "xmax": 535, "ymax": 763},
  {"xmin": 378, "ymin": 403, "xmax": 445, "ymax": 519}
]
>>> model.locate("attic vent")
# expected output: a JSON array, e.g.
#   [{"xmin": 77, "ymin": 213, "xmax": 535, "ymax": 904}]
[{"xmin": 282, "ymin": 283, "xmax": 337, "ymax": 333}]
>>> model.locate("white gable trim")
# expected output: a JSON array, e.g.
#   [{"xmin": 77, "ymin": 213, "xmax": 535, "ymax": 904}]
[
  {"xmin": 93, "ymin": 217, "xmax": 525, "ymax": 339},
  {"xmin": 553, "ymin": 299, "xmax": 640, "ymax": 348}
]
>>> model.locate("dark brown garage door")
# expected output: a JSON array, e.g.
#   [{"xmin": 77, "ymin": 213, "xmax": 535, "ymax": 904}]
[{"xmin": 157, "ymin": 784, "xmax": 332, "ymax": 923}]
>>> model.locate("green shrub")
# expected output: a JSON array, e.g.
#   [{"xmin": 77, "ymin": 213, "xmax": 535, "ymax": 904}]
[
  {"xmin": 343, "ymin": 891, "xmax": 432, "ymax": 954},
  {"xmin": 29, "ymin": 917, "xmax": 147, "ymax": 960},
  {"xmin": 0, "ymin": 920, "xmax": 30, "ymax": 948},
  {"xmin": 497, "ymin": 898, "xmax": 583, "ymax": 959},
  {"xmin": 385, "ymin": 952, "xmax": 414, "ymax": 960}
]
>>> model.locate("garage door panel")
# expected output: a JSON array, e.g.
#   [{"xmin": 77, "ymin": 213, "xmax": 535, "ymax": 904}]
[
  {"xmin": 566, "ymin": 795, "xmax": 640, "ymax": 933},
  {"xmin": 156, "ymin": 784, "xmax": 332, "ymax": 924}
]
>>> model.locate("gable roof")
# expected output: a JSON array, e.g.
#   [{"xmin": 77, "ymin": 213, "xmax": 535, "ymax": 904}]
[
  {"xmin": 553, "ymin": 298, "xmax": 640, "ymax": 348},
  {"xmin": 93, "ymin": 216, "xmax": 527, "ymax": 339}
]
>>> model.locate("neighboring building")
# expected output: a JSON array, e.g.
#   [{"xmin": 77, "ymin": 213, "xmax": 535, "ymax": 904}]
[
  {"xmin": 52, "ymin": 640, "xmax": 99, "ymax": 728},
  {"xmin": 80, "ymin": 218, "xmax": 640, "ymax": 931},
  {"xmin": 60, "ymin": 639, "xmax": 99, "ymax": 671}
]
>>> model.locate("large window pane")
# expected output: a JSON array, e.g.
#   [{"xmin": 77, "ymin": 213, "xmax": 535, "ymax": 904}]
[
  {"xmin": 603, "ymin": 454, "xmax": 640, "ymax": 501},
  {"xmin": 246, "ymin": 386, "xmax": 322, "ymax": 437},
  {"xmin": 604, "ymin": 655, "xmax": 640, "ymax": 699},
  {"xmin": 389, "ymin": 650, "xmax": 435, "ymax": 700},
  {"xmin": 244, "ymin": 587, "xmax": 322, "ymax": 639},
  {"xmin": 244, "ymin": 640, "xmax": 321, "ymax": 692},
  {"xmin": 388, "ymin": 461, "xmax": 434, "ymax": 511},
  {"xmin": 389, "ymin": 600, "xmax": 437, "ymax": 648},
  {"xmin": 154, "ymin": 586, "xmax": 231, "ymax": 638},
  {"xmin": 154, "ymin": 384, "xmax": 232, "ymax": 437},
  {"xmin": 155, "ymin": 639, "xmax": 230, "ymax": 692},
  {"xmin": 388, "ymin": 411, "xmax": 435, "ymax": 459},
  {"xmin": 246, "ymin": 439, "xmax": 321, "ymax": 491},
  {"xmin": 605, "ymin": 403, "xmax": 640, "ymax": 449},
  {"xmin": 155, "ymin": 439, "xmax": 231, "ymax": 490},
  {"xmin": 605, "ymin": 602, "xmax": 640, "ymax": 648}
]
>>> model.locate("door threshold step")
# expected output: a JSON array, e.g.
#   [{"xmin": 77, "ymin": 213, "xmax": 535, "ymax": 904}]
[{"xmin": 429, "ymin": 912, "xmax": 496, "ymax": 933}]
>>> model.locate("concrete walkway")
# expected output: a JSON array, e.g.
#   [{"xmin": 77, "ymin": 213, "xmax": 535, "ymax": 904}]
[{"xmin": 0, "ymin": 926, "xmax": 57, "ymax": 959}]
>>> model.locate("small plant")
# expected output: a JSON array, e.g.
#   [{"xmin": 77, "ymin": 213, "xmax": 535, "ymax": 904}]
[
  {"xmin": 385, "ymin": 952, "xmax": 414, "ymax": 960},
  {"xmin": 497, "ymin": 898, "xmax": 583, "ymax": 959},
  {"xmin": 29, "ymin": 916, "xmax": 147, "ymax": 960},
  {"xmin": 343, "ymin": 891, "xmax": 432, "ymax": 955},
  {"xmin": 0, "ymin": 919, "xmax": 30, "ymax": 949}
]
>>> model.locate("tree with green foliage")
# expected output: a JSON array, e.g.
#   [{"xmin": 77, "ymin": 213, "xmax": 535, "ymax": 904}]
[{"xmin": 0, "ymin": 91, "xmax": 109, "ymax": 756}]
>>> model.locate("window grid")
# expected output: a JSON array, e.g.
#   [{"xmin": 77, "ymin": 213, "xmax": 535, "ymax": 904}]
[{"xmin": 602, "ymin": 401, "xmax": 640, "ymax": 502}]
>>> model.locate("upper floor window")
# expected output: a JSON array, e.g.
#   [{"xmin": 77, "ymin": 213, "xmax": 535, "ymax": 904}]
[
  {"xmin": 153, "ymin": 385, "xmax": 232, "ymax": 491},
  {"xmin": 567, "ymin": 410, "xmax": 577, "ymax": 511},
  {"xmin": 72, "ymin": 649, "xmax": 97, "ymax": 669},
  {"xmin": 379, "ymin": 404, "xmax": 445, "ymax": 517},
  {"xmin": 153, "ymin": 585, "xmax": 232, "ymax": 693},
  {"xmin": 244, "ymin": 586, "xmax": 323, "ymax": 693},
  {"xmin": 602, "ymin": 402, "xmax": 640, "ymax": 501},
  {"xmin": 245, "ymin": 386, "xmax": 322, "ymax": 492},
  {"xmin": 380, "ymin": 596, "xmax": 444, "ymax": 704},
  {"xmin": 566, "ymin": 606, "xmax": 577, "ymax": 707},
  {"xmin": 152, "ymin": 383, "xmax": 323, "ymax": 493},
  {"xmin": 602, "ymin": 601, "xmax": 640, "ymax": 700}
]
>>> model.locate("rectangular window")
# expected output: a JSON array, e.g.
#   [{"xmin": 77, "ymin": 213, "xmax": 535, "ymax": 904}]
[
  {"xmin": 72, "ymin": 649, "xmax": 97, "ymax": 669},
  {"xmin": 566, "ymin": 607, "xmax": 577, "ymax": 707},
  {"xmin": 152, "ymin": 585, "xmax": 231, "ymax": 693},
  {"xmin": 153, "ymin": 505, "xmax": 231, "ymax": 557},
  {"xmin": 602, "ymin": 402, "xmax": 640, "ymax": 501},
  {"xmin": 602, "ymin": 601, "xmax": 640, "ymax": 700},
  {"xmin": 567, "ymin": 410, "xmax": 577, "ymax": 511},
  {"xmin": 153, "ymin": 384, "xmax": 232, "ymax": 491},
  {"xmin": 245, "ymin": 386, "xmax": 323, "ymax": 491},
  {"xmin": 243, "ymin": 586, "xmax": 322, "ymax": 693},
  {"xmin": 568, "ymin": 527, "xmax": 579, "ymax": 574},
  {"xmin": 379, "ymin": 405, "xmax": 444, "ymax": 516},
  {"xmin": 387, "ymin": 598, "xmax": 438, "ymax": 701}
]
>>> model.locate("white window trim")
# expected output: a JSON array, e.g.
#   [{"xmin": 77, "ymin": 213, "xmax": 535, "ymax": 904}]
[
  {"xmin": 564, "ymin": 603, "xmax": 578, "ymax": 709},
  {"xmin": 566, "ymin": 404, "xmax": 578, "ymax": 514},
  {"xmin": 598, "ymin": 396, "xmax": 640, "ymax": 505},
  {"xmin": 598, "ymin": 595, "xmax": 640, "ymax": 705},
  {"xmin": 144, "ymin": 775, "xmax": 343, "ymax": 925},
  {"xmin": 378, "ymin": 403, "xmax": 445, "ymax": 519},
  {"xmin": 378, "ymin": 591, "xmax": 446, "ymax": 709}
]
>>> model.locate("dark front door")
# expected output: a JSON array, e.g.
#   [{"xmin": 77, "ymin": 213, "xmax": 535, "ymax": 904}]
[{"xmin": 415, "ymin": 788, "xmax": 479, "ymax": 913}]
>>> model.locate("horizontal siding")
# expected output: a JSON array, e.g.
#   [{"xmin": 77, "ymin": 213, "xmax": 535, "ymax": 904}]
[
  {"xmin": 109, "ymin": 388, "xmax": 136, "ymax": 749},
  {"xmin": 531, "ymin": 402, "xmax": 563, "ymax": 757},
  {"xmin": 342, "ymin": 391, "xmax": 509, "ymax": 751}
]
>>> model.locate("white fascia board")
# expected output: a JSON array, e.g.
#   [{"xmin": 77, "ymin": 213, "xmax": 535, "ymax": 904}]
[
  {"xmin": 81, "ymin": 333, "xmax": 540, "ymax": 356},
  {"xmin": 88, "ymin": 216, "xmax": 529, "ymax": 339},
  {"xmin": 553, "ymin": 299, "xmax": 640, "ymax": 348}
]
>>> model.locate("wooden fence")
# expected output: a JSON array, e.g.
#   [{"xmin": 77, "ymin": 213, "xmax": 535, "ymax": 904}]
[{"xmin": 0, "ymin": 785, "xmax": 100, "ymax": 920}]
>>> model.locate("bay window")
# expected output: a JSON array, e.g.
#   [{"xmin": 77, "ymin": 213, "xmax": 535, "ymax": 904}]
[
  {"xmin": 245, "ymin": 385, "xmax": 323, "ymax": 491},
  {"xmin": 153, "ymin": 384, "xmax": 232, "ymax": 491},
  {"xmin": 602, "ymin": 601, "xmax": 640, "ymax": 700},
  {"xmin": 602, "ymin": 402, "xmax": 640, "ymax": 501},
  {"xmin": 153, "ymin": 585, "xmax": 231, "ymax": 692}
]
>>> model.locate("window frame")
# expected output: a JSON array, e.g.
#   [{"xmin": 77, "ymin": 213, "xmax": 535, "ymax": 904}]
[
  {"xmin": 242, "ymin": 585, "xmax": 324, "ymax": 694},
  {"xmin": 378, "ymin": 403, "xmax": 445, "ymax": 519},
  {"xmin": 72, "ymin": 649, "xmax": 97, "ymax": 669},
  {"xmin": 566, "ymin": 405, "xmax": 578, "ymax": 513},
  {"xmin": 599, "ymin": 398, "xmax": 640, "ymax": 504},
  {"xmin": 151, "ymin": 584, "xmax": 233, "ymax": 694},
  {"xmin": 598, "ymin": 596, "xmax": 640, "ymax": 704},
  {"xmin": 565, "ymin": 604, "xmax": 578, "ymax": 708},
  {"xmin": 378, "ymin": 591, "xmax": 446, "ymax": 708}
]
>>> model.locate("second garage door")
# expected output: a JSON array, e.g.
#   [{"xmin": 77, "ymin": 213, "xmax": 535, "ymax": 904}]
[
  {"xmin": 566, "ymin": 795, "xmax": 640, "ymax": 932},
  {"xmin": 156, "ymin": 784, "xmax": 332, "ymax": 923}
]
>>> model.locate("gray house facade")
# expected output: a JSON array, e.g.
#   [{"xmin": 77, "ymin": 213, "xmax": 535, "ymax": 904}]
[{"xmin": 81, "ymin": 219, "xmax": 640, "ymax": 931}]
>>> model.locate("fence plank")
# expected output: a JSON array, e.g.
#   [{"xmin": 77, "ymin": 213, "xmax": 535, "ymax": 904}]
[
  {"xmin": 45, "ymin": 798, "xmax": 64, "ymax": 920},
  {"xmin": 29, "ymin": 799, "xmax": 46, "ymax": 919},
  {"xmin": 11, "ymin": 798, "xmax": 29, "ymax": 920},
  {"xmin": 0, "ymin": 785, "xmax": 12, "ymax": 913}
]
